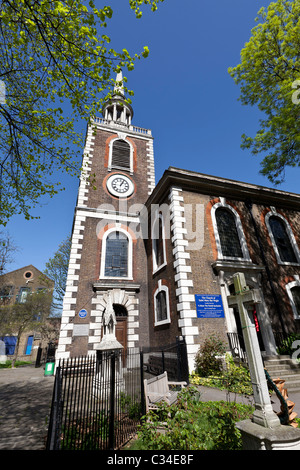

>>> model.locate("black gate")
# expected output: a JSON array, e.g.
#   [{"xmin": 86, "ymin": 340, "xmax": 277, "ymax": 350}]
[{"xmin": 46, "ymin": 337, "xmax": 189, "ymax": 450}]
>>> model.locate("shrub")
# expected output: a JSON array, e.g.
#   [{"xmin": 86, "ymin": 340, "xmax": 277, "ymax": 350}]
[
  {"xmin": 194, "ymin": 334, "xmax": 226, "ymax": 377},
  {"xmin": 223, "ymin": 354, "xmax": 253, "ymax": 396},
  {"xmin": 277, "ymin": 333, "xmax": 300, "ymax": 356},
  {"xmin": 137, "ymin": 387, "xmax": 254, "ymax": 450},
  {"xmin": 190, "ymin": 354, "xmax": 253, "ymax": 396}
]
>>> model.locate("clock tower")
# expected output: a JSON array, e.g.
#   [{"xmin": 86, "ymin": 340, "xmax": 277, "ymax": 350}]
[{"xmin": 56, "ymin": 72, "xmax": 155, "ymax": 360}]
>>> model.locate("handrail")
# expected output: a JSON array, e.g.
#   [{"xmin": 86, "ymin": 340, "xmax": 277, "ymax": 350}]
[{"xmin": 264, "ymin": 368, "xmax": 289, "ymax": 425}]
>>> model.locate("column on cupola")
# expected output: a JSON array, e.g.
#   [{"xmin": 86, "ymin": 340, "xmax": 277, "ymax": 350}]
[{"xmin": 102, "ymin": 71, "xmax": 133, "ymax": 126}]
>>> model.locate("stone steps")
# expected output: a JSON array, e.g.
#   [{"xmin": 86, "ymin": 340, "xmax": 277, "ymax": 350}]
[{"xmin": 264, "ymin": 355, "xmax": 300, "ymax": 391}]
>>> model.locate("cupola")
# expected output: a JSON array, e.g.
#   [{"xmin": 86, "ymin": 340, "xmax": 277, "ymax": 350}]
[{"xmin": 102, "ymin": 71, "xmax": 133, "ymax": 126}]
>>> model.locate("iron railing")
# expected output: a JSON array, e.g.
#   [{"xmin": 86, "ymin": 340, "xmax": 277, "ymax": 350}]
[
  {"xmin": 141, "ymin": 337, "xmax": 189, "ymax": 383},
  {"xmin": 227, "ymin": 332, "xmax": 247, "ymax": 363},
  {"xmin": 46, "ymin": 337, "xmax": 189, "ymax": 450},
  {"xmin": 46, "ymin": 348, "xmax": 142, "ymax": 450}
]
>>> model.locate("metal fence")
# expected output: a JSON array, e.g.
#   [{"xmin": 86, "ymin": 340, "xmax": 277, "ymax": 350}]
[
  {"xmin": 46, "ymin": 348, "xmax": 142, "ymax": 450},
  {"xmin": 142, "ymin": 337, "xmax": 189, "ymax": 383},
  {"xmin": 227, "ymin": 332, "xmax": 247, "ymax": 363},
  {"xmin": 46, "ymin": 337, "xmax": 189, "ymax": 450}
]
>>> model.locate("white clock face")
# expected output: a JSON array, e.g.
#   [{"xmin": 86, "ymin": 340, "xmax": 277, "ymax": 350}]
[{"xmin": 106, "ymin": 174, "xmax": 134, "ymax": 198}]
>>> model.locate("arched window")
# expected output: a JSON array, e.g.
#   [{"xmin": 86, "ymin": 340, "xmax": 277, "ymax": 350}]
[
  {"xmin": 111, "ymin": 139, "xmax": 131, "ymax": 171},
  {"xmin": 154, "ymin": 283, "xmax": 170, "ymax": 326},
  {"xmin": 152, "ymin": 213, "xmax": 166, "ymax": 273},
  {"xmin": 291, "ymin": 287, "xmax": 300, "ymax": 318},
  {"xmin": 215, "ymin": 208, "xmax": 243, "ymax": 258},
  {"xmin": 286, "ymin": 279, "xmax": 300, "ymax": 319},
  {"xmin": 268, "ymin": 215, "xmax": 298, "ymax": 263},
  {"xmin": 104, "ymin": 231, "xmax": 129, "ymax": 278},
  {"xmin": 211, "ymin": 201, "xmax": 250, "ymax": 261}
]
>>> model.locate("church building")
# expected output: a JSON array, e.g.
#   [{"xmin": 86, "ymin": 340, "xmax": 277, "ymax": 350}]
[{"xmin": 56, "ymin": 74, "xmax": 300, "ymax": 371}]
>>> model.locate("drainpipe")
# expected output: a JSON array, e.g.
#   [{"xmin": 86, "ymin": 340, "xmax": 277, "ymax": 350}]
[{"xmin": 245, "ymin": 199, "xmax": 287, "ymax": 336}]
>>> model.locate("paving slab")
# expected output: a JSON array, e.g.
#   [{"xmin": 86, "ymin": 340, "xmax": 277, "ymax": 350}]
[{"xmin": 0, "ymin": 366, "xmax": 55, "ymax": 450}]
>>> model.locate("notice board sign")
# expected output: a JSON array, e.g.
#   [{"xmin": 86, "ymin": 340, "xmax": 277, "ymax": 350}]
[{"xmin": 195, "ymin": 295, "xmax": 225, "ymax": 318}]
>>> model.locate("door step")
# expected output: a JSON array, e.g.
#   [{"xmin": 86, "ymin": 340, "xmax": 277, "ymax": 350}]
[{"xmin": 264, "ymin": 356, "xmax": 300, "ymax": 391}]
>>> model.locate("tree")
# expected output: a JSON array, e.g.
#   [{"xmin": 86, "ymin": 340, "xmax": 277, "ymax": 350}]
[
  {"xmin": 0, "ymin": 231, "xmax": 17, "ymax": 274},
  {"xmin": 228, "ymin": 0, "xmax": 300, "ymax": 185},
  {"xmin": 43, "ymin": 235, "xmax": 71, "ymax": 314},
  {"xmin": 0, "ymin": 0, "xmax": 164, "ymax": 225},
  {"xmin": 0, "ymin": 289, "xmax": 52, "ymax": 366}
]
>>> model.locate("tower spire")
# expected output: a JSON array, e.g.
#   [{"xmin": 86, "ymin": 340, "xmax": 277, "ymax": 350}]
[
  {"xmin": 102, "ymin": 71, "xmax": 133, "ymax": 126},
  {"xmin": 113, "ymin": 70, "xmax": 125, "ymax": 97}
]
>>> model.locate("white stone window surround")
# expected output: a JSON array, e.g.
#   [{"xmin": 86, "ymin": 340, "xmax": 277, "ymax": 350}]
[
  {"xmin": 211, "ymin": 198, "xmax": 251, "ymax": 262},
  {"xmin": 286, "ymin": 276, "xmax": 300, "ymax": 319},
  {"xmin": 265, "ymin": 208, "xmax": 300, "ymax": 266},
  {"xmin": 154, "ymin": 280, "xmax": 171, "ymax": 327},
  {"xmin": 108, "ymin": 134, "xmax": 134, "ymax": 173},
  {"xmin": 99, "ymin": 225, "xmax": 133, "ymax": 280},
  {"xmin": 151, "ymin": 211, "xmax": 167, "ymax": 274}
]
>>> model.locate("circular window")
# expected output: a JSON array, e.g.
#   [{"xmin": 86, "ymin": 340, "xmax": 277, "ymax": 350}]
[{"xmin": 24, "ymin": 271, "xmax": 33, "ymax": 279}]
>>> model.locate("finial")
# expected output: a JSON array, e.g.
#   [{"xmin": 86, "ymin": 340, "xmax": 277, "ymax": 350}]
[{"xmin": 113, "ymin": 70, "xmax": 124, "ymax": 97}]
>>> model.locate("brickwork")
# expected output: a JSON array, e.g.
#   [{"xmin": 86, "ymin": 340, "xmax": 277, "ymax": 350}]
[
  {"xmin": 0, "ymin": 265, "xmax": 56, "ymax": 362},
  {"xmin": 57, "ymin": 85, "xmax": 300, "ymax": 371},
  {"xmin": 57, "ymin": 117, "xmax": 154, "ymax": 360}
]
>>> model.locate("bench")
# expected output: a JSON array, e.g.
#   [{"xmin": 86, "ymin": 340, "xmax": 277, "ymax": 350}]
[{"xmin": 144, "ymin": 371, "xmax": 187, "ymax": 412}]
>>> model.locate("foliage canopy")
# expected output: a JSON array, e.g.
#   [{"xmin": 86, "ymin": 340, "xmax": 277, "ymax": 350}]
[
  {"xmin": 229, "ymin": 0, "xmax": 300, "ymax": 184},
  {"xmin": 0, "ymin": 0, "xmax": 164, "ymax": 224}
]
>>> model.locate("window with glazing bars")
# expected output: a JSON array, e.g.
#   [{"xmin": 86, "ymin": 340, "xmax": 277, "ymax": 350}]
[
  {"xmin": 291, "ymin": 286, "xmax": 300, "ymax": 317},
  {"xmin": 216, "ymin": 208, "xmax": 243, "ymax": 258},
  {"xmin": 111, "ymin": 139, "xmax": 130, "ymax": 170},
  {"xmin": 104, "ymin": 231, "xmax": 128, "ymax": 277},
  {"xmin": 269, "ymin": 216, "xmax": 297, "ymax": 263},
  {"xmin": 155, "ymin": 290, "xmax": 167, "ymax": 323}
]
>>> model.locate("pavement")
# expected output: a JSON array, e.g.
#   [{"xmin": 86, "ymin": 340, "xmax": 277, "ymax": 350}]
[
  {"xmin": 1, "ymin": 366, "xmax": 300, "ymax": 451},
  {"xmin": 0, "ymin": 365, "xmax": 55, "ymax": 451}
]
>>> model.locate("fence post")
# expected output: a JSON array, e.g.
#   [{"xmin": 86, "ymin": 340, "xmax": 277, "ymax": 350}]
[
  {"xmin": 108, "ymin": 351, "xmax": 116, "ymax": 450},
  {"xmin": 140, "ymin": 349, "xmax": 145, "ymax": 416},
  {"xmin": 177, "ymin": 336, "xmax": 189, "ymax": 383},
  {"xmin": 35, "ymin": 346, "xmax": 42, "ymax": 368},
  {"xmin": 46, "ymin": 362, "xmax": 62, "ymax": 450}
]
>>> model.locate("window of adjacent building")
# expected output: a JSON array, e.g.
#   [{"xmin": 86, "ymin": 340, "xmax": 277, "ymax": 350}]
[
  {"xmin": 17, "ymin": 287, "xmax": 31, "ymax": 303},
  {"xmin": 0, "ymin": 285, "xmax": 14, "ymax": 303},
  {"xmin": 152, "ymin": 213, "xmax": 166, "ymax": 273},
  {"xmin": 25, "ymin": 335, "xmax": 34, "ymax": 355},
  {"xmin": 0, "ymin": 336, "xmax": 17, "ymax": 355},
  {"xmin": 268, "ymin": 215, "xmax": 298, "ymax": 264},
  {"xmin": 215, "ymin": 207, "xmax": 244, "ymax": 258},
  {"xmin": 111, "ymin": 139, "xmax": 131, "ymax": 171},
  {"xmin": 154, "ymin": 284, "xmax": 170, "ymax": 326}
]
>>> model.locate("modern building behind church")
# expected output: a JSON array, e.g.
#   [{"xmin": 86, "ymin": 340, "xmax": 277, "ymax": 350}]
[{"xmin": 56, "ymin": 74, "xmax": 300, "ymax": 371}]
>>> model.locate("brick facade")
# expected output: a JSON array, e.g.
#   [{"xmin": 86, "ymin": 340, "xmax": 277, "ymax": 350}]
[
  {"xmin": 0, "ymin": 265, "xmax": 56, "ymax": 362},
  {"xmin": 57, "ymin": 110, "xmax": 155, "ymax": 361},
  {"xmin": 57, "ymin": 83, "xmax": 300, "ymax": 372}
]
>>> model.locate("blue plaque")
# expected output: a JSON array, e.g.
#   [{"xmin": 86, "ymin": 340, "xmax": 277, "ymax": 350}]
[
  {"xmin": 195, "ymin": 295, "xmax": 225, "ymax": 318},
  {"xmin": 78, "ymin": 309, "xmax": 88, "ymax": 319}
]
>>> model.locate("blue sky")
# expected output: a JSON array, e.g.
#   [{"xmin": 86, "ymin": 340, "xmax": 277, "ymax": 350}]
[{"xmin": 5, "ymin": 0, "xmax": 300, "ymax": 273}]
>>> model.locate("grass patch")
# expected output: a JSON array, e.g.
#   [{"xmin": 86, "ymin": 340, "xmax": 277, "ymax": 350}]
[{"xmin": 0, "ymin": 360, "xmax": 33, "ymax": 369}]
